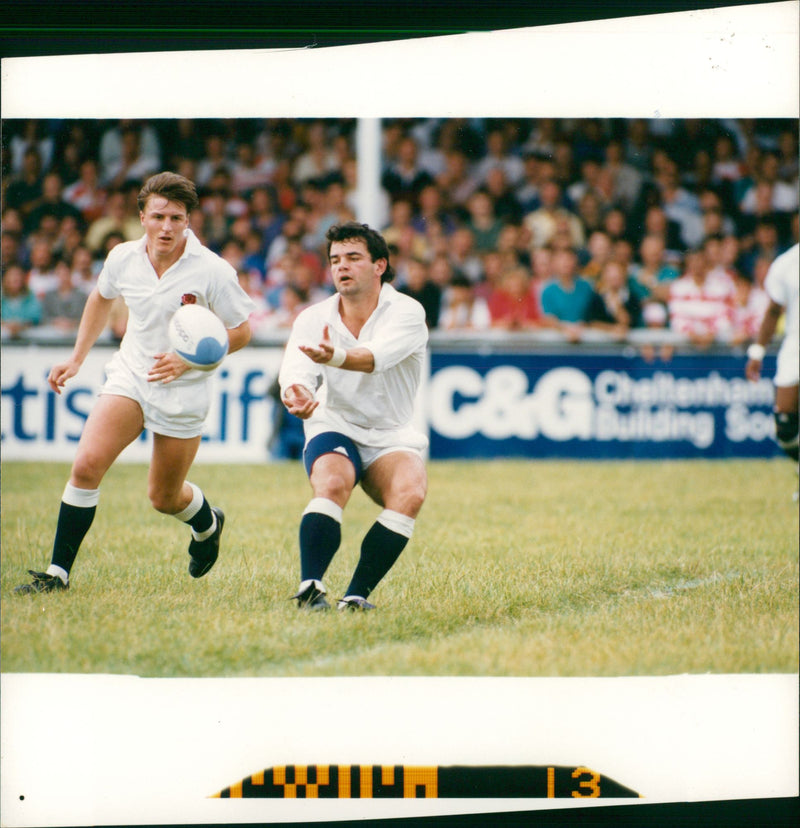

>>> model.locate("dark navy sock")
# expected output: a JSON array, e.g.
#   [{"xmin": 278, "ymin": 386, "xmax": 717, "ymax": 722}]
[
  {"xmin": 50, "ymin": 502, "xmax": 96, "ymax": 575},
  {"xmin": 299, "ymin": 511, "xmax": 341, "ymax": 582},
  {"xmin": 345, "ymin": 521, "xmax": 409, "ymax": 599}
]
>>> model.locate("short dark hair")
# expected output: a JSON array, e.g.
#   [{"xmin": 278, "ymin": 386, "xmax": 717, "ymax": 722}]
[
  {"xmin": 138, "ymin": 172, "xmax": 199, "ymax": 214},
  {"xmin": 325, "ymin": 221, "xmax": 395, "ymax": 283}
]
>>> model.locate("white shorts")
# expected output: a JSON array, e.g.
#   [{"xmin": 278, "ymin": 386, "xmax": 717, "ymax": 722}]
[
  {"xmin": 774, "ymin": 337, "xmax": 799, "ymax": 388},
  {"xmin": 304, "ymin": 410, "xmax": 428, "ymax": 470},
  {"xmin": 100, "ymin": 351, "xmax": 210, "ymax": 438}
]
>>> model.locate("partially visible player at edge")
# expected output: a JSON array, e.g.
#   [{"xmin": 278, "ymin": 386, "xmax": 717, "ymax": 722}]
[
  {"xmin": 15, "ymin": 172, "xmax": 255, "ymax": 594},
  {"xmin": 745, "ymin": 243, "xmax": 799, "ymax": 496},
  {"xmin": 279, "ymin": 221, "xmax": 428, "ymax": 610}
]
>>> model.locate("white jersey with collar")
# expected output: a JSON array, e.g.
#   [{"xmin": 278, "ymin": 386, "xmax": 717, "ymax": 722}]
[
  {"xmin": 97, "ymin": 229, "xmax": 255, "ymax": 382},
  {"xmin": 764, "ymin": 243, "xmax": 799, "ymax": 344},
  {"xmin": 279, "ymin": 282, "xmax": 428, "ymax": 434}
]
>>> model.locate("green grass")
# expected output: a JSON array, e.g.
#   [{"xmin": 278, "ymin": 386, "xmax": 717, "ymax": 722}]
[{"xmin": 1, "ymin": 459, "xmax": 797, "ymax": 677}]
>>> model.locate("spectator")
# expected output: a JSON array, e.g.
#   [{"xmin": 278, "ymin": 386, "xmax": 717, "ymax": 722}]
[
  {"xmin": 69, "ymin": 245, "xmax": 98, "ymax": 294},
  {"xmin": 585, "ymin": 259, "xmax": 643, "ymax": 338},
  {"xmin": 235, "ymin": 269, "xmax": 274, "ymax": 339},
  {"xmin": 732, "ymin": 259, "xmax": 770, "ymax": 345},
  {"xmin": 230, "ymin": 140, "xmax": 274, "ymax": 196},
  {"xmin": 465, "ymin": 189, "xmax": 504, "ymax": 253},
  {"xmin": 411, "ymin": 183, "xmax": 457, "ymax": 236},
  {"xmin": 381, "ymin": 134, "xmax": 434, "ymax": 204},
  {"xmin": 195, "ymin": 131, "xmax": 232, "ymax": 188},
  {"xmin": 436, "ymin": 149, "xmax": 480, "ymax": 212},
  {"xmin": 9, "ymin": 120, "xmax": 54, "ymax": 176},
  {"xmin": 601, "ymin": 207, "xmax": 630, "ymax": 245},
  {"xmin": 514, "ymin": 151, "xmax": 544, "ymax": 213},
  {"xmin": 602, "ymin": 138, "xmax": 643, "ymax": 211},
  {"xmin": 1, "ymin": 264, "xmax": 42, "ymax": 339},
  {"xmin": 668, "ymin": 247, "xmax": 737, "ymax": 346},
  {"xmin": 487, "ymin": 264, "xmax": 541, "ymax": 331},
  {"xmin": 655, "ymin": 155, "xmax": 703, "ymax": 248},
  {"xmin": 38, "ymin": 258, "xmax": 88, "ymax": 336},
  {"xmin": 484, "ymin": 166, "xmax": 524, "ymax": 225},
  {"xmin": 567, "ymin": 157, "xmax": 606, "ymax": 208},
  {"xmin": 63, "ymin": 159, "xmax": 107, "ymax": 224},
  {"xmin": 84, "ymin": 189, "xmax": 144, "ymax": 253},
  {"xmin": 292, "ymin": 120, "xmax": 340, "ymax": 186},
  {"xmin": 630, "ymin": 234, "xmax": 681, "ymax": 304},
  {"xmin": 523, "ymin": 178, "xmax": 584, "ymax": 250},
  {"xmin": 26, "ymin": 239, "xmax": 60, "ymax": 298},
  {"xmin": 24, "ymin": 171, "xmax": 85, "ymax": 235},
  {"xmin": 438, "ymin": 273, "xmax": 491, "ymax": 332},
  {"xmin": 575, "ymin": 189, "xmax": 605, "ymax": 238},
  {"xmin": 474, "ymin": 127, "xmax": 525, "ymax": 187},
  {"xmin": 5, "ymin": 146, "xmax": 44, "ymax": 219},
  {"xmin": 101, "ymin": 125, "xmax": 160, "ymax": 189},
  {"xmin": 739, "ymin": 218, "xmax": 785, "ymax": 279},
  {"xmin": 448, "ymin": 226, "xmax": 483, "ymax": 285},
  {"xmin": 398, "ymin": 257, "xmax": 441, "ymax": 329},
  {"xmin": 739, "ymin": 151, "xmax": 799, "ymax": 215},
  {"xmin": 98, "ymin": 120, "xmax": 160, "ymax": 178},
  {"xmin": 248, "ymin": 186, "xmax": 285, "ymax": 252},
  {"xmin": 540, "ymin": 247, "xmax": 595, "ymax": 340},
  {"xmin": 308, "ymin": 175, "xmax": 356, "ymax": 251},
  {"xmin": 580, "ymin": 230, "xmax": 613, "ymax": 283}
]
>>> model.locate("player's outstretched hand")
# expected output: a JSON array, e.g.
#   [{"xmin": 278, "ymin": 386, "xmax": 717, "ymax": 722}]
[
  {"xmin": 148, "ymin": 352, "xmax": 191, "ymax": 384},
  {"xmin": 282, "ymin": 383, "xmax": 318, "ymax": 419},
  {"xmin": 299, "ymin": 324, "xmax": 335, "ymax": 364},
  {"xmin": 48, "ymin": 358, "xmax": 82, "ymax": 394},
  {"xmin": 745, "ymin": 358, "xmax": 762, "ymax": 383}
]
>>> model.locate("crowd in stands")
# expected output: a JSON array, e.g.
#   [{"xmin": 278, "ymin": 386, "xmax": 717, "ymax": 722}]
[{"xmin": 2, "ymin": 117, "xmax": 798, "ymax": 350}]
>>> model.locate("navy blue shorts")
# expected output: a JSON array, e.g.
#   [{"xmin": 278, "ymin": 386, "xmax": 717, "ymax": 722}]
[{"xmin": 303, "ymin": 432, "xmax": 364, "ymax": 484}]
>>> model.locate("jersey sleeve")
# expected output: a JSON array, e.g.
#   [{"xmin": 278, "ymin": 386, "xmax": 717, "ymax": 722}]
[
  {"xmin": 207, "ymin": 260, "xmax": 256, "ymax": 328},
  {"xmin": 95, "ymin": 245, "xmax": 124, "ymax": 300},
  {"xmin": 358, "ymin": 299, "xmax": 428, "ymax": 372},
  {"xmin": 278, "ymin": 307, "xmax": 323, "ymax": 397}
]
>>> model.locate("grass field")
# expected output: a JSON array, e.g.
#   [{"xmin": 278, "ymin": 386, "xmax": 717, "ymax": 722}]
[{"xmin": 1, "ymin": 459, "xmax": 797, "ymax": 678}]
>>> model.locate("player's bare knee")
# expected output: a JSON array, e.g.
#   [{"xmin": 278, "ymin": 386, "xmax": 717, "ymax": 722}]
[
  {"xmin": 70, "ymin": 456, "xmax": 104, "ymax": 490},
  {"xmin": 148, "ymin": 487, "xmax": 179, "ymax": 514},
  {"xmin": 388, "ymin": 480, "xmax": 426, "ymax": 517},
  {"xmin": 311, "ymin": 471, "xmax": 352, "ymax": 504}
]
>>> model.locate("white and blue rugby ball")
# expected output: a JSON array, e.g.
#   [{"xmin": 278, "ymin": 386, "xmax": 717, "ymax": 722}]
[{"xmin": 168, "ymin": 304, "xmax": 229, "ymax": 370}]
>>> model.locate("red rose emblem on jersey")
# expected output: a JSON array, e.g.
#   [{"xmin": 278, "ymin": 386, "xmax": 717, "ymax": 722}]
[{"xmin": 180, "ymin": 293, "xmax": 197, "ymax": 305}]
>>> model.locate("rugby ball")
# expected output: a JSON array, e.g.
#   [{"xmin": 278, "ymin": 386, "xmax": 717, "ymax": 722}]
[{"xmin": 168, "ymin": 304, "xmax": 229, "ymax": 370}]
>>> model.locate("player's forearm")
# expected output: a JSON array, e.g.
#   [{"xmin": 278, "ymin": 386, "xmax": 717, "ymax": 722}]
[
  {"xmin": 336, "ymin": 346, "xmax": 375, "ymax": 373},
  {"xmin": 226, "ymin": 319, "xmax": 251, "ymax": 354},
  {"xmin": 70, "ymin": 289, "xmax": 113, "ymax": 363},
  {"xmin": 754, "ymin": 301, "xmax": 782, "ymax": 347}
]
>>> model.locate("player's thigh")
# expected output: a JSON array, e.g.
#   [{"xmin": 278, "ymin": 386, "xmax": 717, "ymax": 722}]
[
  {"xmin": 361, "ymin": 451, "xmax": 427, "ymax": 516},
  {"xmin": 148, "ymin": 433, "xmax": 202, "ymax": 506},
  {"xmin": 775, "ymin": 384, "xmax": 799, "ymax": 413},
  {"xmin": 70, "ymin": 394, "xmax": 145, "ymax": 486},
  {"xmin": 309, "ymin": 452, "xmax": 357, "ymax": 506}
]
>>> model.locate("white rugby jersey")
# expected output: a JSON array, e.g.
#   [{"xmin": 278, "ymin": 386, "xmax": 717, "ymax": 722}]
[
  {"xmin": 764, "ymin": 244, "xmax": 799, "ymax": 344},
  {"xmin": 279, "ymin": 283, "xmax": 428, "ymax": 434},
  {"xmin": 97, "ymin": 230, "xmax": 255, "ymax": 382}
]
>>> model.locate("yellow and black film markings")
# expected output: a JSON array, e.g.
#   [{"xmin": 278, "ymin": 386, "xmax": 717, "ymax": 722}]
[{"xmin": 211, "ymin": 765, "xmax": 640, "ymax": 799}]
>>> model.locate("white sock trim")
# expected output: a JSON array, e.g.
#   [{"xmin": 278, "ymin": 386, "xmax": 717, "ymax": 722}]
[
  {"xmin": 46, "ymin": 564, "xmax": 69, "ymax": 585},
  {"xmin": 298, "ymin": 578, "xmax": 326, "ymax": 594},
  {"xmin": 303, "ymin": 497, "xmax": 343, "ymax": 523},
  {"xmin": 191, "ymin": 512, "xmax": 218, "ymax": 542},
  {"xmin": 173, "ymin": 482, "xmax": 204, "ymax": 522},
  {"xmin": 62, "ymin": 483, "xmax": 99, "ymax": 508},
  {"xmin": 377, "ymin": 508, "xmax": 415, "ymax": 539}
]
